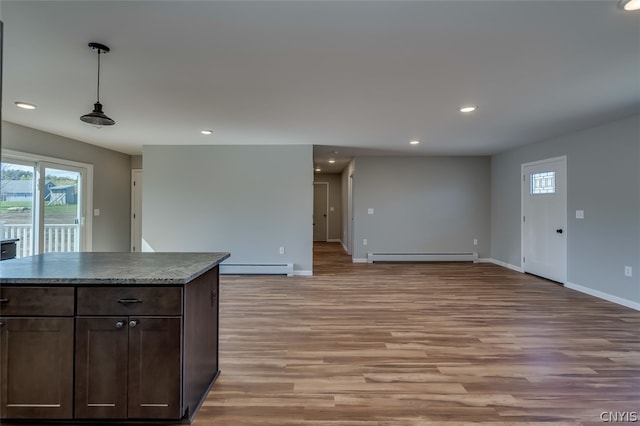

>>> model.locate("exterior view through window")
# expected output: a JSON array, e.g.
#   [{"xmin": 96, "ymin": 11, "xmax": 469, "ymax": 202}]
[{"xmin": 1, "ymin": 159, "xmax": 84, "ymax": 257}]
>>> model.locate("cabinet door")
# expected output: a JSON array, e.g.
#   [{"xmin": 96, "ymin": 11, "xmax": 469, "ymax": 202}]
[
  {"xmin": 128, "ymin": 317, "xmax": 182, "ymax": 419},
  {"xmin": 75, "ymin": 317, "xmax": 128, "ymax": 419},
  {"xmin": 0, "ymin": 317, "xmax": 74, "ymax": 419}
]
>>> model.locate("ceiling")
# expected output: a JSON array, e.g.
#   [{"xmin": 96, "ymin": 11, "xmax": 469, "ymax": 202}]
[{"xmin": 2, "ymin": 1, "xmax": 639, "ymax": 173}]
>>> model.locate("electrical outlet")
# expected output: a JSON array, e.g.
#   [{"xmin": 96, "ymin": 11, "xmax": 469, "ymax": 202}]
[
  {"xmin": 363, "ymin": 239, "xmax": 368, "ymax": 246},
  {"xmin": 367, "ymin": 208, "xmax": 374, "ymax": 215},
  {"xmin": 279, "ymin": 247, "xmax": 285, "ymax": 255},
  {"xmin": 473, "ymin": 239, "xmax": 478, "ymax": 246},
  {"xmin": 624, "ymin": 266, "xmax": 632, "ymax": 277}
]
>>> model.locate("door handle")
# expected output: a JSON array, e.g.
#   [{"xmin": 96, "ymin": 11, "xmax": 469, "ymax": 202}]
[{"xmin": 556, "ymin": 229, "xmax": 563, "ymax": 234}]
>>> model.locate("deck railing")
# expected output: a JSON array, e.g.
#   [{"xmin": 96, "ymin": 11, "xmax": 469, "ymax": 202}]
[{"xmin": 2, "ymin": 224, "xmax": 79, "ymax": 257}]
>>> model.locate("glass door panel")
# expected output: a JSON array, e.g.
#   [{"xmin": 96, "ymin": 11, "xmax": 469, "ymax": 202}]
[
  {"xmin": 42, "ymin": 166, "xmax": 82, "ymax": 253},
  {"xmin": 0, "ymin": 161, "xmax": 35, "ymax": 257}
]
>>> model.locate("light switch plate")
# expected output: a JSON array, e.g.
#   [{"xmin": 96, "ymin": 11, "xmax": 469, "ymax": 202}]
[
  {"xmin": 367, "ymin": 208, "xmax": 374, "ymax": 215},
  {"xmin": 576, "ymin": 210, "xmax": 584, "ymax": 219}
]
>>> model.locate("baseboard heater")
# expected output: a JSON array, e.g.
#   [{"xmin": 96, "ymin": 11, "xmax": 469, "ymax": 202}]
[
  {"xmin": 220, "ymin": 263, "xmax": 294, "ymax": 276},
  {"xmin": 367, "ymin": 252, "xmax": 478, "ymax": 263}
]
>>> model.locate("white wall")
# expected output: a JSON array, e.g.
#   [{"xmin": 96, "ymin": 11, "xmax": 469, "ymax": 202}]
[
  {"xmin": 142, "ymin": 145, "xmax": 313, "ymax": 274},
  {"xmin": 491, "ymin": 114, "xmax": 640, "ymax": 307},
  {"xmin": 352, "ymin": 156, "xmax": 491, "ymax": 261}
]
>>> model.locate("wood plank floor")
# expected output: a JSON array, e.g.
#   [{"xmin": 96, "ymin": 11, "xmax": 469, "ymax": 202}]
[{"xmin": 194, "ymin": 242, "xmax": 640, "ymax": 425}]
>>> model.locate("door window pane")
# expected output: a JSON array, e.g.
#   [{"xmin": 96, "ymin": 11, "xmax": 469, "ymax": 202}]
[
  {"xmin": 43, "ymin": 167, "xmax": 82, "ymax": 253},
  {"xmin": 1, "ymin": 161, "xmax": 35, "ymax": 257},
  {"xmin": 530, "ymin": 171, "xmax": 556, "ymax": 194}
]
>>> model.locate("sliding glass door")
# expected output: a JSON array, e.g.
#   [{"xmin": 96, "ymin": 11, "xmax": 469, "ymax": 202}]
[
  {"xmin": 1, "ymin": 154, "xmax": 91, "ymax": 257},
  {"xmin": 41, "ymin": 164, "xmax": 83, "ymax": 254},
  {"xmin": 0, "ymin": 160, "xmax": 35, "ymax": 257}
]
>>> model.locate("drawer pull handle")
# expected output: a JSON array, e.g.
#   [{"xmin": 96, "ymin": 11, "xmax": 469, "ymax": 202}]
[
  {"xmin": 118, "ymin": 298, "xmax": 142, "ymax": 304},
  {"xmin": 0, "ymin": 298, "xmax": 9, "ymax": 304},
  {"xmin": 129, "ymin": 320, "xmax": 138, "ymax": 328},
  {"xmin": 115, "ymin": 321, "xmax": 125, "ymax": 329}
]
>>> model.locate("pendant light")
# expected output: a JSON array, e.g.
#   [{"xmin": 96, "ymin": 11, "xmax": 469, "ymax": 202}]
[
  {"xmin": 80, "ymin": 42, "xmax": 115, "ymax": 126},
  {"xmin": 619, "ymin": 0, "xmax": 640, "ymax": 10}
]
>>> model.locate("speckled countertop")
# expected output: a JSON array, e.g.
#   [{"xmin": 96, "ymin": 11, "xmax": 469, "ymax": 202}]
[{"xmin": 0, "ymin": 252, "xmax": 230, "ymax": 285}]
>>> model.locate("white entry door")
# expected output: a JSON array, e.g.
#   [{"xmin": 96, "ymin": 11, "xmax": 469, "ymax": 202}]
[{"xmin": 522, "ymin": 156, "xmax": 567, "ymax": 283}]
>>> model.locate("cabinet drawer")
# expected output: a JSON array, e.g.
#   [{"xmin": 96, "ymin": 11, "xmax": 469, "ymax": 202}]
[
  {"xmin": 0, "ymin": 287, "xmax": 75, "ymax": 316},
  {"xmin": 76, "ymin": 287, "xmax": 182, "ymax": 316}
]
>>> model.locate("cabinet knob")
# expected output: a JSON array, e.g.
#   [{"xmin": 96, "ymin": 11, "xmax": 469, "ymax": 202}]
[
  {"xmin": 129, "ymin": 320, "xmax": 138, "ymax": 328},
  {"xmin": 0, "ymin": 298, "xmax": 9, "ymax": 304},
  {"xmin": 115, "ymin": 321, "xmax": 125, "ymax": 329},
  {"xmin": 0, "ymin": 321, "xmax": 4, "ymax": 327}
]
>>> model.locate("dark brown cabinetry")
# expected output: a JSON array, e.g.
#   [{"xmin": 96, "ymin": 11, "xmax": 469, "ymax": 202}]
[
  {"xmin": 75, "ymin": 286, "xmax": 183, "ymax": 420},
  {"xmin": 0, "ymin": 287, "xmax": 75, "ymax": 419},
  {"xmin": 0, "ymin": 254, "xmax": 225, "ymax": 424},
  {"xmin": 75, "ymin": 316, "xmax": 181, "ymax": 419}
]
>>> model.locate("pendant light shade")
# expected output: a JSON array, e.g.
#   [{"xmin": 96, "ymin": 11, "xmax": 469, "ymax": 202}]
[
  {"xmin": 619, "ymin": 0, "xmax": 640, "ymax": 10},
  {"xmin": 80, "ymin": 42, "xmax": 115, "ymax": 126}
]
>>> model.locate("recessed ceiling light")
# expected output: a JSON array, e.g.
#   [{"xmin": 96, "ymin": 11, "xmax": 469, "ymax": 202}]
[
  {"xmin": 200, "ymin": 130, "xmax": 213, "ymax": 135},
  {"xmin": 15, "ymin": 101, "xmax": 37, "ymax": 110},
  {"xmin": 619, "ymin": 0, "xmax": 640, "ymax": 10},
  {"xmin": 459, "ymin": 105, "xmax": 477, "ymax": 113},
  {"xmin": 409, "ymin": 140, "xmax": 420, "ymax": 145},
  {"xmin": 328, "ymin": 159, "xmax": 336, "ymax": 164}
]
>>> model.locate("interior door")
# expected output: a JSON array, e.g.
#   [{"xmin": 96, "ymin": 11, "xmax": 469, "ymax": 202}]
[
  {"xmin": 522, "ymin": 157, "xmax": 567, "ymax": 283},
  {"xmin": 131, "ymin": 170, "xmax": 143, "ymax": 252},
  {"xmin": 313, "ymin": 183, "xmax": 328, "ymax": 242}
]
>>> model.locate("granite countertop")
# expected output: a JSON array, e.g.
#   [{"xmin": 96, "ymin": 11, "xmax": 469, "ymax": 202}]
[{"xmin": 0, "ymin": 252, "xmax": 230, "ymax": 285}]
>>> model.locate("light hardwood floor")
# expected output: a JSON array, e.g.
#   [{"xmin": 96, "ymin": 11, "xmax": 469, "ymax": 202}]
[{"xmin": 194, "ymin": 242, "xmax": 640, "ymax": 425}]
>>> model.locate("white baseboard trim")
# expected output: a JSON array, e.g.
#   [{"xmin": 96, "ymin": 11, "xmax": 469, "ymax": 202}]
[
  {"xmin": 294, "ymin": 270, "xmax": 313, "ymax": 276},
  {"xmin": 565, "ymin": 282, "xmax": 640, "ymax": 312},
  {"xmin": 367, "ymin": 252, "xmax": 477, "ymax": 263},
  {"xmin": 341, "ymin": 241, "xmax": 349, "ymax": 254},
  {"xmin": 220, "ymin": 263, "xmax": 294, "ymax": 276},
  {"xmin": 352, "ymin": 258, "xmax": 368, "ymax": 263},
  {"xmin": 485, "ymin": 258, "xmax": 524, "ymax": 273},
  {"xmin": 327, "ymin": 239, "xmax": 342, "ymax": 243}
]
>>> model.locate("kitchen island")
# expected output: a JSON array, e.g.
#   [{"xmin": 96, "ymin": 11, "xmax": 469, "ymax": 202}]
[{"xmin": 0, "ymin": 251, "xmax": 230, "ymax": 424}]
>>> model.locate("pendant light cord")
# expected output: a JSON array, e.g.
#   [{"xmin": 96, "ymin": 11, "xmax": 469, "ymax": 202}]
[{"xmin": 96, "ymin": 49, "xmax": 101, "ymax": 103}]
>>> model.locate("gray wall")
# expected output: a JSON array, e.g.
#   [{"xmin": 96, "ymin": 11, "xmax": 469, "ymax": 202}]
[
  {"xmin": 491, "ymin": 114, "xmax": 640, "ymax": 304},
  {"xmin": 352, "ymin": 156, "xmax": 491, "ymax": 261},
  {"xmin": 313, "ymin": 172, "xmax": 342, "ymax": 241},
  {"xmin": 1, "ymin": 122, "xmax": 131, "ymax": 251},
  {"xmin": 142, "ymin": 145, "xmax": 313, "ymax": 273},
  {"xmin": 130, "ymin": 155, "xmax": 143, "ymax": 169}
]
